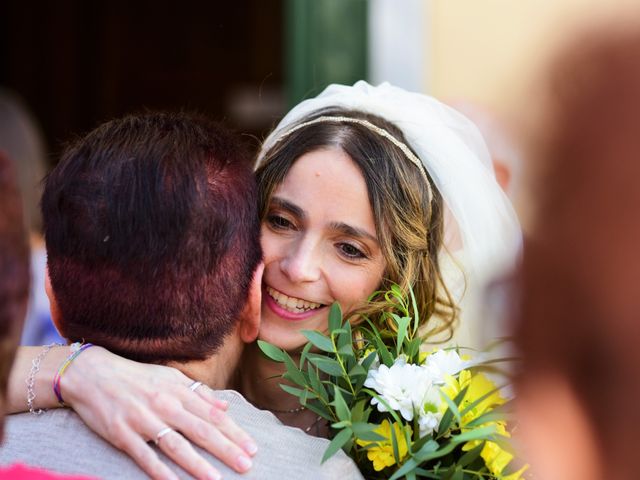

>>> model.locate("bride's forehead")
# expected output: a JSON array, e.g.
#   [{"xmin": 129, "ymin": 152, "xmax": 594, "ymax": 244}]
[
  {"xmin": 279, "ymin": 151, "xmax": 367, "ymax": 196},
  {"xmin": 271, "ymin": 160, "xmax": 376, "ymax": 228}
]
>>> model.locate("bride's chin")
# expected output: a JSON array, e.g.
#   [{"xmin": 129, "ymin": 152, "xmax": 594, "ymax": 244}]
[{"xmin": 257, "ymin": 321, "xmax": 310, "ymax": 353}]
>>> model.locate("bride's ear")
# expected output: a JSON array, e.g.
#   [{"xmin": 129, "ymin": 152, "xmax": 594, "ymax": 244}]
[
  {"xmin": 44, "ymin": 266, "xmax": 65, "ymax": 337},
  {"xmin": 239, "ymin": 262, "xmax": 263, "ymax": 343}
]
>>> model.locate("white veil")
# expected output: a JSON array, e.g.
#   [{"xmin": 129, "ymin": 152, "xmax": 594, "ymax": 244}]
[{"xmin": 257, "ymin": 81, "xmax": 521, "ymax": 345}]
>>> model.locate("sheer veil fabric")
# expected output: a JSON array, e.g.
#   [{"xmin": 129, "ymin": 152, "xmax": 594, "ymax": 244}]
[{"xmin": 257, "ymin": 81, "xmax": 522, "ymax": 348}]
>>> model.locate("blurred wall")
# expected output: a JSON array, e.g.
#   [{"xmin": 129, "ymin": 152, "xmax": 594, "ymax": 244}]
[
  {"xmin": 428, "ymin": 0, "xmax": 640, "ymax": 118},
  {"xmin": 426, "ymin": 0, "xmax": 640, "ymax": 225}
]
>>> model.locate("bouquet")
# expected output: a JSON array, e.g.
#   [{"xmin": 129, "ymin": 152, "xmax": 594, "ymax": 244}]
[{"xmin": 259, "ymin": 285, "xmax": 528, "ymax": 479}]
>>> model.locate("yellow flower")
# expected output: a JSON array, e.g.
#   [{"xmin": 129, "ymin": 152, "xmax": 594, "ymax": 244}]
[
  {"xmin": 355, "ymin": 420, "xmax": 412, "ymax": 471},
  {"xmin": 440, "ymin": 370, "xmax": 506, "ymax": 426},
  {"xmin": 462, "ymin": 422, "xmax": 512, "ymax": 476},
  {"xmin": 442, "ymin": 370, "xmax": 524, "ymax": 477},
  {"xmin": 501, "ymin": 464, "xmax": 529, "ymax": 480},
  {"xmin": 418, "ymin": 350, "xmax": 428, "ymax": 364}
]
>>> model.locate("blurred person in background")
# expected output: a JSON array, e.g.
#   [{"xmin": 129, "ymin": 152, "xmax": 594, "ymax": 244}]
[
  {"xmin": 0, "ymin": 89, "xmax": 62, "ymax": 346},
  {"xmin": 514, "ymin": 22, "xmax": 640, "ymax": 480},
  {"xmin": 0, "ymin": 151, "xmax": 92, "ymax": 479}
]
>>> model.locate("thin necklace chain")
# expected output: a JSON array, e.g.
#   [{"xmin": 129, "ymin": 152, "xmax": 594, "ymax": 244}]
[
  {"xmin": 305, "ymin": 415, "xmax": 324, "ymax": 434},
  {"xmin": 246, "ymin": 396, "xmax": 307, "ymax": 414},
  {"xmin": 246, "ymin": 395, "xmax": 324, "ymax": 433}
]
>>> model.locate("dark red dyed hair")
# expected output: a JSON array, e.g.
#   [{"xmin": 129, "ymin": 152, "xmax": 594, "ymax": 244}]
[{"xmin": 42, "ymin": 112, "xmax": 261, "ymax": 363}]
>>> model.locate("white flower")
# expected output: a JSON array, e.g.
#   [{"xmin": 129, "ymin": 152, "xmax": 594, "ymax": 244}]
[
  {"xmin": 418, "ymin": 410, "xmax": 442, "ymax": 436},
  {"xmin": 423, "ymin": 350, "xmax": 474, "ymax": 384},
  {"xmin": 364, "ymin": 357, "xmax": 440, "ymax": 421}
]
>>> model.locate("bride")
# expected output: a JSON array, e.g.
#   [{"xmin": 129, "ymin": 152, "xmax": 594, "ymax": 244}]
[{"xmin": 7, "ymin": 81, "xmax": 520, "ymax": 478}]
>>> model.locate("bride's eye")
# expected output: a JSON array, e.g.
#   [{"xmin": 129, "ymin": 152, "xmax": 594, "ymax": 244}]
[
  {"xmin": 267, "ymin": 214, "xmax": 295, "ymax": 231},
  {"xmin": 337, "ymin": 242, "xmax": 367, "ymax": 260}
]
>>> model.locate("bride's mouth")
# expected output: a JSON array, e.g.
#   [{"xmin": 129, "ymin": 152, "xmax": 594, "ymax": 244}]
[{"xmin": 265, "ymin": 286, "xmax": 326, "ymax": 315}]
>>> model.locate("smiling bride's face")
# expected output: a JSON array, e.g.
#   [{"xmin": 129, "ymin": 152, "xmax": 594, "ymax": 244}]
[{"xmin": 258, "ymin": 148, "xmax": 386, "ymax": 351}]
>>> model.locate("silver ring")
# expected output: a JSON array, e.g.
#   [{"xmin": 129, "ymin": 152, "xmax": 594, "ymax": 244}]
[
  {"xmin": 188, "ymin": 380, "xmax": 204, "ymax": 392},
  {"xmin": 154, "ymin": 427, "xmax": 174, "ymax": 445}
]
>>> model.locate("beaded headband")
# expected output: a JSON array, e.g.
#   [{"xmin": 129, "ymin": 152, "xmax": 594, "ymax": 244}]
[{"xmin": 259, "ymin": 115, "xmax": 432, "ymax": 193}]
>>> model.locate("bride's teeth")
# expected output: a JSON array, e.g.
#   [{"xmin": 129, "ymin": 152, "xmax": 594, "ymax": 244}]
[
  {"xmin": 286, "ymin": 297, "xmax": 298, "ymax": 309},
  {"xmin": 267, "ymin": 286, "xmax": 323, "ymax": 313}
]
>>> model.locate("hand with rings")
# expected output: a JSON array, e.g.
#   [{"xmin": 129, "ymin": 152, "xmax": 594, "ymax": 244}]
[{"xmin": 59, "ymin": 346, "xmax": 258, "ymax": 480}]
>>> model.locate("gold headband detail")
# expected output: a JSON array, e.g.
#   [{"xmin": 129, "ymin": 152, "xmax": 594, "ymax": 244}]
[{"xmin": 268, "ymin": 115, "xmax": 431, "ymax": 188}]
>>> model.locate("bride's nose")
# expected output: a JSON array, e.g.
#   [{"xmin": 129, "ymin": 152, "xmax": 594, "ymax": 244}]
[{"xmin": 280, "ymin": 239, "xmax": 322, "ymax": 283}]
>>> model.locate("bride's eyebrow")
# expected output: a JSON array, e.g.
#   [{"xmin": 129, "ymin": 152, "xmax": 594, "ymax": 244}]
[
  {"xmin": 269, "ymin": 196, "xmax": 306, "ymax": 220},
  {"xmin": 329, "ymin": 221, "xmax": 378, "ymax": 244}
]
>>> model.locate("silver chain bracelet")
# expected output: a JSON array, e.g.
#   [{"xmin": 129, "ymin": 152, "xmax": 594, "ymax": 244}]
[{"xmin": 26, "ymin": 342, "xmax": 62, "ymax": 415}]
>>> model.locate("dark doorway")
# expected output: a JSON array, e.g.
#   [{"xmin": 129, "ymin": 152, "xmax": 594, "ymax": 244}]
[{"xmin": 0, "ymin": 0, "xmax": 285, "ymax": 164}]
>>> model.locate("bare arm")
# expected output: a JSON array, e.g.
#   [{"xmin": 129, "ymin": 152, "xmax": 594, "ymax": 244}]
[
  {"xmin": 7, "ymin": 345, "xmax": 257, "ymax": 480},
  {"xmin": 7, "ymin": 345, "xmax": 64, "ymax": 413}
]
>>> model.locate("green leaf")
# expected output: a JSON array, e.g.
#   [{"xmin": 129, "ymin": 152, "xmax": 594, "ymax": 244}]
[
  {"xmin": 331, "ymin": 420, "xmax": 352, "ymax": 429},
  {"xmin": 307, "ymin": 364, "xmax": 328, "ymax": 401},
  {"xmin": 408, "ymin": 284, "xmax": 420, "ymax": 337},
  {"xmin": 362, "ymin": 388, "xmax": 404, "ymax": 426},
  {"xmin": 465, "ymin": 411, "xmax": 515, "ymax": 428},
  {"xmin": 304, "ymin": 401, "xmax": 332, "ymax": 421},
  {"xmin": 389, "ymin": 418, "xmax": 401, "ymax": 466},
  {"xmin": 299, "ymin": 342, "xmax": 313, "ymax": 369},
  {"xmin": 361, "ymin": 349, "xmax": 378, "ymax": 370},
  {"xmin": 405, "ymin": 338, "xmax": 421, "ymax": 363},
  {"xmin": 413, "ymin": 439, "xmax": 440, "ymax": 462},
  {"xmin": 458, "ymin": 441, "xmax": 484, "ymax": 467},
  {"xmin": 413, "ymin": 468, "xmax": 440, "ymax": 479},
  {"xmin": 257, "ymin": 340, "xmax": 286, "ymax": 362},
  {"xmin": 282, "ymin": 354, "xmax": 307, "ymax": 386},
  {"xmin": 279, "ymin": 384, "xmax": 304, "ymax": 398},
  {"xmin": 395, "ymin": 314, "xmax": 411, "ymax": 356},
  {"xmin": 337, "ymin": 343, "xmax": 355, "ymax": 357},
  {"xmin": 411, "ymin": 436, "xmax": 438, "ymax": 457},
  {"xmin": 328, "ymin": 302, "xmax": 343, "ymax": 333},
  {"xmin": 350, "ymin": 399, "xmax": 367, "ymax": 423},
  {"xmin": 321, "ymin": 428, "xmax": 352, "ymax": 463},
  {"xmin": 308, "ymin": 356, "xmax": 344, "ymax": 377},
  {"xmin": 370, "ymin": 327, "xmax": 394, "ymax": 366},
  {"xmin": 301, "ymin": 330, "xmax": 335, "ymax": 353},
  {"xmin": 437, "ymin": 386, "xmax": 468, "ymax": 437},
  {"xmin": 449, "ymin": 465, "xmax": 464, "ymax": 480},
  {"xmin": 333, "ymin": 386, "xmax": 351, "ymax": 422},
  {"xmin": 451, "ymin": 424, "xmax": 497, "ymax": 444},
  {"xmin": 440, "ymin": 390, "xmax": 463, "ymax": 425},
  {"xmin": 420, "ymin": 425, "xmax": 497, "ymax": 465},
  {"xmin": 347, "ymin": 363, "xmax": 367, "ymax": 377},
  {"xmin": 389, "ymin": 457, "xmax": 420, "ymax": 480},
  {"xmin": 351, "ymin": 422, "xmax": 385, "ymax": 442}
]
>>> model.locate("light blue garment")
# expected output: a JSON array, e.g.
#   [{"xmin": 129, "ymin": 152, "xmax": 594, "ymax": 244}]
[{"xmin": 20, "ymin": 246, "xmax": 64, "ymax": 346}]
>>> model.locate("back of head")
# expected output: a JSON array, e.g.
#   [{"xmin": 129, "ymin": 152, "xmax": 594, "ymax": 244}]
[
  {"xmin": 43, "ymin": 112, "xmax": 261, "ymax": 363},
  {"xmin": 516, "ymin": 25, "xmax": 640, "ymax": 479},
  {"xmin": 0, "ymin": 152, "xmax": 30, "ymax": 433}
]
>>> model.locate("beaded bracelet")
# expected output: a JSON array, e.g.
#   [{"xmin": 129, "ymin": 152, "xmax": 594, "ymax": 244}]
[{"xmin": 52, "ymin": 342, "xmax": 94, "ymax": 406}]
